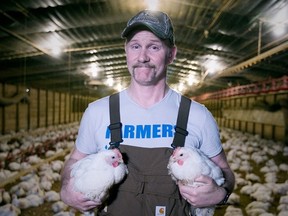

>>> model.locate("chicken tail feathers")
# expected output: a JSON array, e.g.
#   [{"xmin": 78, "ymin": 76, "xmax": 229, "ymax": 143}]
[
  {"xmin": 191, "ymin": 206, "xmax": 216, "ymax": 216},
  {"xmin": 83, "ymin": 210, "xmax": 96, "ymax": 216}
]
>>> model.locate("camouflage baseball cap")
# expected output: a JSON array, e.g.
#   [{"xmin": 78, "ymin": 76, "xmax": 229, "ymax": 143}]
[{"xmin": 122, "ymin": 10, "xmax": 175, "ymax": 46}]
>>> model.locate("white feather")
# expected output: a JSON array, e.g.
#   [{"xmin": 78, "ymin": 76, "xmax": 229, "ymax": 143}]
[
  {"xmin": 167, "ymin": 146, "xmax": 224, "ymax": 216},
  {"xmin": 71, "ymin": 148, "xmax": 128, "ymax": 215}
]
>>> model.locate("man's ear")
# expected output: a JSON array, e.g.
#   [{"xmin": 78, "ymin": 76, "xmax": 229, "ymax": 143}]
[
  {"xmin": 168, "ymin": 46, "xmax": 177, "ymax": 64},
  {"xmin": 124, "ymin": 42, "xmax": 128, "ymax": 53}
]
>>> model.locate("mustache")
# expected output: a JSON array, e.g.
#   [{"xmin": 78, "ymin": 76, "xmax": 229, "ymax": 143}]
[{"xmin": 133, "ymin": 63, "xmax": 155, "ymax": 68}]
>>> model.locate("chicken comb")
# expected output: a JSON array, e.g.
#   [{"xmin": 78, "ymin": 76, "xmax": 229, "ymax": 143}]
[
  {"xmin": 112, "ymin": 148, "xmax": 122, "ymax": 159},
  {"xmin": 172, "ymin": 147, "xmax": 180, "ymax": 156}
]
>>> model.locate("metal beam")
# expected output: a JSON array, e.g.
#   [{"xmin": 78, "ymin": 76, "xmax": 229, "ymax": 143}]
[
  {"xmin": 211, "ymin": 41, "xmax": 288, "ymax": 79},
  {"xmin": 0, "ymin": 26, "xmax": 52, "ymax": 56}
]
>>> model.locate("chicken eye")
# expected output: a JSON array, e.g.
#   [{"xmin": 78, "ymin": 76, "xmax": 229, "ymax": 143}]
[
  {"xmin": 180, "ymin": 153, "xmax": 183, "ymax": 157},
  {"xmin": 112, "ymin": 156, "xmax": 115, "ymax": 159}
]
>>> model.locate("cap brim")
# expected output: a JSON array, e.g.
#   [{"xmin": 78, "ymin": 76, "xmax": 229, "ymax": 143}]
[{"xmin": 121, "ymin": 22, "xmax": 165, "ymax": 40}]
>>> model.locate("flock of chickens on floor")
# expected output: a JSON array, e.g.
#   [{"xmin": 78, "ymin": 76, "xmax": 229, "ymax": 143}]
[{"xmin": 0, "ymin": 123, "xmax": 287, "ymax": 216}]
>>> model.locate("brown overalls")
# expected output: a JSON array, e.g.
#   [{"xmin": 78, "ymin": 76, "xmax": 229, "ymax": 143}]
[
  {"xmin": 98, "ymin": 93, "xmax": 191, "ymax": 216},
  {"xmin": 98, "ymin": 145, "xmax": 190, "ymax": 216}
]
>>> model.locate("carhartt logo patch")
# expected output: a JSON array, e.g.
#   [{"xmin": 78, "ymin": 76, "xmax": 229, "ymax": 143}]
[{"xmin": 155, "ymin": 206, "xmax": 166, "ymax": 216}]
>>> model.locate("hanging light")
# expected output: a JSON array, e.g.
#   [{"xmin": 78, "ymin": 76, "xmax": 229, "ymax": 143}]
[{"xmin": 146, "ymin": 0, "xmax": 159, "ymax": 10}]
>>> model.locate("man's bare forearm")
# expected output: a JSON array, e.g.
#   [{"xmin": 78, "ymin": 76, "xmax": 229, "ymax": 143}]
[
  {"xmin": 221, "ymin": 167, "xmax": 235, "ymax": 192},
  {"xmin": 61, "ymin": 158, "xmax": 78, "ymax": 187}
]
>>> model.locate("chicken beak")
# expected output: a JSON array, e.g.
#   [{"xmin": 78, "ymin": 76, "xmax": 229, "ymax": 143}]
[{"xmin": 112, "ymin": 161, "xmax": 119, "ymax": 167}]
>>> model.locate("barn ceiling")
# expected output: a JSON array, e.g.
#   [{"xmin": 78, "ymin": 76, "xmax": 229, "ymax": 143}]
[{"xmin": 0, "ymin": 0, "xmax": 287, "ymax": 98}]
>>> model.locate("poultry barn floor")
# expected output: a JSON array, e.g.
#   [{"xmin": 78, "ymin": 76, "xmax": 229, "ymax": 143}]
[
  {"xmin": 1, "ymin": 125, "xmax": 288, "ymax": 216},
  {"xmin": 20, "ymin": 183, "xmax": 62, "ymax": 216},
  {"xmin": 17, "ymin": 151, "xmax": 288, "ymax": 216}
]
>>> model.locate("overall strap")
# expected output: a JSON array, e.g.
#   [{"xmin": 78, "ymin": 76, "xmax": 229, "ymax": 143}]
[
  {"xmin": 108, "ymin": 92, "xmax": 123, "ymax": 149},
  {"xmin": 171, "ymin": 96, "xmax": 191, "ymax": 149}
]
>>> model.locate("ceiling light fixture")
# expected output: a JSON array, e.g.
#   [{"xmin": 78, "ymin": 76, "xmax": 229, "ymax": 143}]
[
  {"xmin": 50, "ymin": 47, "xmax": 62, "ymax": 57},
  {"xmin": 106, "ymin": 77, "xmax": 114, "ymax": 87},
  {"xmin": 146, "ymin": 0, "xmax": 159, "ymax": 10}
]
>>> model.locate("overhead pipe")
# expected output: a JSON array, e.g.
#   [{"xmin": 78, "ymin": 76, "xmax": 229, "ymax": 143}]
[
  {"xmin": 208, "ymin": 41, "xmax": 288, "ymax": 80},
  {"xmin": 190, "ymin": 41, "xmax": 288, "ymax": 94},
  {"xmin": 206, "ymin": 75, "xmax": 288, "ymax": 99},
  {"xmin": 0, "ymin": 91, "xmax": 30, "ymax": 106},
  {"xmin": 0, "ymin": 40, "xmax": 123, "ymax": 61},
  {"xmin": 258, "ymin": 20, "xmax": 262, "ymax": 55},
  {"xmin": 0, "ymin": 26, "xmax": 52, "ymax": 57}
]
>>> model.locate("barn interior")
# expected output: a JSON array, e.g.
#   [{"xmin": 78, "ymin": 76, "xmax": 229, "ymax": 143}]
[{"xmin": 0, "ymin": 0, "xmax": 288, "ymax": 215}]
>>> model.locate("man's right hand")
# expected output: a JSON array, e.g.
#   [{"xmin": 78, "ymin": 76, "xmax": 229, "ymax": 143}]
[{"xmin": 60, "ymin": 177, "xmax": 102, "ymax": 212}]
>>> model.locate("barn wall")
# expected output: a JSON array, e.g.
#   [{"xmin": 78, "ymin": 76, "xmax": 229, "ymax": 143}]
[
  {"xmin": 1, "ymin": 82, "xmax": 287, "ymax": 144},
  {"xmin": 0, "ymin": 83, "xmax": 96, "ymax": 134},
  {"xmin": 200, "ymin": 91, "xmax": 288, "ymax": 143}
]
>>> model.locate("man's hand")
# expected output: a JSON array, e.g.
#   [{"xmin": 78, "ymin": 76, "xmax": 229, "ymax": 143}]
[
  {"xmin": 60, "ymin": 177, "xmax": 102, "ymax": 212},
  {"xmin": 178, "ymin": 175, "xmax": 226, "ymax": 207}
]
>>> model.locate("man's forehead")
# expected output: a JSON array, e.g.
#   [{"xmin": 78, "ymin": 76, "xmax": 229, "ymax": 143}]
[{"xmin": 127, "ymin": 30, "xmax": 163, "ymax": 42}]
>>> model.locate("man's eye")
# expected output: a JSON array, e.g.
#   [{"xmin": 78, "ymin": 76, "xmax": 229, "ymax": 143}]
[
  {"xmin": 131, "ymin": 44, "xmax": 140, "ymax": 49},
  {"xmin": 150, "ymin": 45, "xmax": 160, "ymax": 51}
]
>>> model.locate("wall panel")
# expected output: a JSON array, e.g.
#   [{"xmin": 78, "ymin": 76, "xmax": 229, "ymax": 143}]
[
  {"xmin": 47, "ymin": 91, "xmax": 54, "ymax": 126},
  {"xmin": 18, "ymin": 100, "xmax": 28, "ymax": 131},
  {"xmin": 39, "ymin": 89, "xmax": 46, "ymax": 128},
  {"xmin": 202, "ymin": 92, "xmax": 287, "ymax": 143},
  {"xmin": 0, "ymin": 83, "xmax": 95, "ymax": 134}
]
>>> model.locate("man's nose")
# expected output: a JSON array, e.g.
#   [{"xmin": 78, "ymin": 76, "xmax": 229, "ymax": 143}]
[{"xmin": 138, "ymin": 49, "xmax": 149, "ymax": 62}]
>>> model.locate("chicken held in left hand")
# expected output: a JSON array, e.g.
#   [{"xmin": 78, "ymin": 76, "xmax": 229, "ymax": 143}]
[{"xmin": 167, "ymin": 147, "xmax": 225, "ymax": 216}]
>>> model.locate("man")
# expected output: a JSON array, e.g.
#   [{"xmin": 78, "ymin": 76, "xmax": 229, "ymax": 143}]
[{"xmin": 60, "ymin": 9, "xmax": 235, "ymax": 216}]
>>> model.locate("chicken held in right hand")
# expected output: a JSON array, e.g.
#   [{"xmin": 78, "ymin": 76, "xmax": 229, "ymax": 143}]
[
  {"xmin": 167, "ymin": 146, "xmax": 225, "ymax": 216},
  {"xmin": 71, "ymin": 148, "xmax": 128, "ymax": 216}
]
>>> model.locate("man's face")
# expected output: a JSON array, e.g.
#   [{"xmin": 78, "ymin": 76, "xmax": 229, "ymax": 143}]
[{"xmin": 125, "ymin": 30, "xmax": 175, "ymax": 86}]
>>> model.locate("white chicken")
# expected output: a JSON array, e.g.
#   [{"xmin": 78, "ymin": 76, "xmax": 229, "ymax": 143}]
[
  {"xmin": 167, "ymin": 147, "xmax": 225, "ymax": 216},
  {"xmin": 71, "ymin": 148, "xmax": 128, "ymax": 216}
]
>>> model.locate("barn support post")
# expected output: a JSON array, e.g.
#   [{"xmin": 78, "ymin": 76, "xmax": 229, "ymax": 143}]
[{"xmin": 279, "ymin": 99, "xmax": 288, "ymax": 146}]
